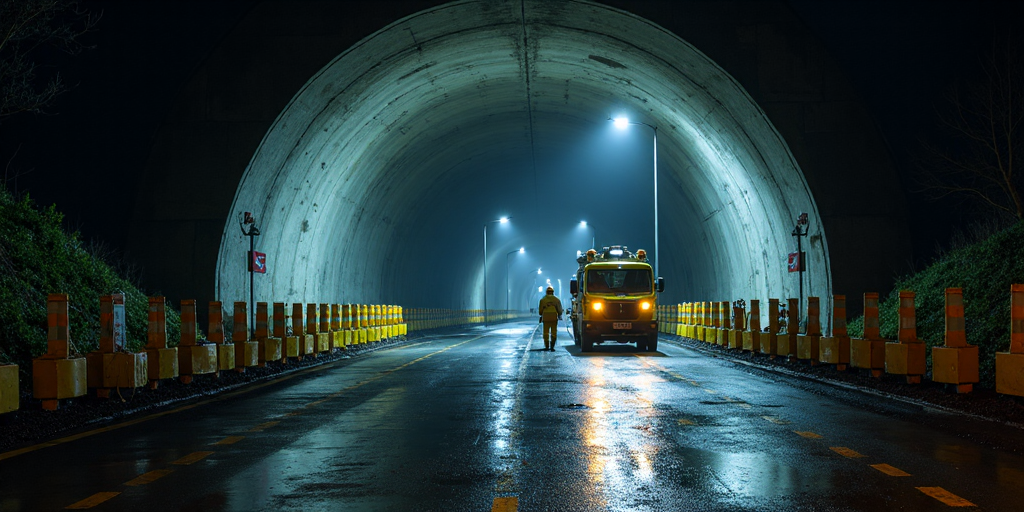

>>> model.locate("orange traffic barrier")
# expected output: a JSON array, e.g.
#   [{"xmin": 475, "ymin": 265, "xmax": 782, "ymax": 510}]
[
  {"xmin": 932, "ymin": 288, "xmax": 978, "ymax": 393},
  {"xmin": 796, "ymin": 297, "xmax": 821, "ymax": 365},
  {"xmin": 850, "ymin": 293, "xmax": 885, "ymax": 378},
  {"xmin": 743, "ymin": 300, "xmax": 762, "ymax": 353},
  {"xmin": 145, "ymin": 296, "xmax": 178, "ymax": 388},
  {"xmin": 233, "ymin": 302, "xmax": 259, "ymax": 371},
  {"xmin": 729, "ymin": 300, "xmax": 745, "ymax": 349},
  {"xmin": 885, "ymin": 291, "xmax": 926, "ymax": 384},
  {"xmin": 210, "ymin": 301, "xmax": 235, "ymax": 371},
  {"xmin": 87, "ymin": 294, "xmax": 146, "ymax": 398},
  {"xmin": 256, "ymin": 302, "xmax": 283, "ymax": 367},
  {"xmin": 996, "ymin": 284, "xmax": 1024, "ymax": 396},
  {"xmin": 819, "ymin": 295, "xmax": 850, "ymax": 370},
  {"xmin": 273, "ymin": 302, "xmax": 290, "ymax": 363},
  {"xmin": 777, "ymin": 298, "xmax": 799, "ymax": 360},
  {"xmin": 178, "ymin": 299, "xmax": 217, "ymax": 383},
  {"xmin": 762, "ymin": 299, "xmax": 779, "ymax": 357},
  {"xmin": 34, "ymin": 293, "xmax": 87, "ymax": 410}
]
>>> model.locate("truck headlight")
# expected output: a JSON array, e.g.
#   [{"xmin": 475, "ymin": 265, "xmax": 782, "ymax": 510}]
[
  {"xmin": 592, "ymin": 302, "xmax": 603, "ymax": 312},
  {"xmin": 641, "ymin": 301, "xmax": 651, "ymax": 310}
]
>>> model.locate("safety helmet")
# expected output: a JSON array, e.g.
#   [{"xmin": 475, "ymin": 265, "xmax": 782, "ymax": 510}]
[{"xmin": 546, "ymin": 286, "xmax": 554, "ymax": 294}]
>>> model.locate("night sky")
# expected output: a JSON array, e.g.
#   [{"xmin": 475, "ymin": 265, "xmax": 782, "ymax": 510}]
[{"xmin": 2, "ymin": 0, "xmax": 1021, "ymax": 276}]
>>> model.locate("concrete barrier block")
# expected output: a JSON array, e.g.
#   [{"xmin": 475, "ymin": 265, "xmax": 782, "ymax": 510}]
[
  {"xmin": 147, "ymin": 347, "xmax": 179, "ymax": 382},
  {"xmin": 217, "ymin": 344, "xmax": 236, "ymax": 371},
  {"xmin": 742, "ymin": 331, "xmax": 761, "ymax": 352},
  {"xmin": 932, "ymin": 345, "xmax": 978, "ymax": 388},
  {"xmin": 261, "ymin": 337, "xmax": 283, "ymax": 364},
  {"xmin": 819, "ymin": 336, "xmax": 850, "ymax": 366},
  {"xmin": 302, "ymin": 334, "xmax": 315, "ymax": 355},
  {"xmin": 317, "ymin": 332, "xmax": 331, "ymax": 352},
  {"xmin": 761, "ymin": 333, "xmax": 777, "ymax": 356},
  {"xmin": 729, "ymin": 330, "xmax": 742, "ymax": 349},
  {"xmin": 884, "ymin": 342, "xmax": 926, "ymax": 379},
  {"xmin": 1, "ymin": 364, "xmax": 19, "ymax": 414},
  {"xmin": 850, "ymin": 338, "xmax": 885, "ymax": 373},
  {"xmin": 235, "ymin": 341, "xmax": 259, "ymax": 368},
  {"xmin": 777, "ymin": 334, "xmax": 794, "ymax": 358},
  {"xmin": 285, "ymin": 336, "xmax": 299, "ymax": 358},
  {"xmin": 178, "ymin": 344, "xmax": 217, "ymax": 376},
  {"xmin": 33, "ymin": 357, "xmax": 87, "ymax": 401},
  {"xmin": 796, "ymin": 335, "xmax": 819, "ymax": 362},
  {"xmin": 996, "ymin": 352, "xmax": 1024, "ymax": 397}
]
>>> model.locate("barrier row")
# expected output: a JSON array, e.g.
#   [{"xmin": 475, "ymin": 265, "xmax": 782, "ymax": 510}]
[
  {"xmin": 404, "ymin": 309, "xmax": 527, "ymax": 330},
  {"xmin": 657, "ymin": 286, "xmax": 1024, "ymax": 397},
  {"xmin": 0, "ymin": 295, "xmax": 409, "ymax": 413}
]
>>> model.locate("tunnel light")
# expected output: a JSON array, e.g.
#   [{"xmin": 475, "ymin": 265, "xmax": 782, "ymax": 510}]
[
  {"xmin": 538, "ymin": 286, "xmax": 543, "ymax": 292},
  {"xmin": 519, "ymin": 247, "xmax": 525, "ymax": 253},
  {"xmin": 613, "ymin": 117, "xmax": 630, "ymax": 129},
  {"xmin": 580, "ymin": 220, "xmax": 587, "ymax": 227},
  {"xmin": 537, "ymin": 268, "xmax": 542, "ymax": 274},
  {"xmin": 641, "ymin": 301, "xmax": 651, "ymax": 310},
  {"xmin": 499, "ymin": 217, "xmax": 510, "ymax": 224}
]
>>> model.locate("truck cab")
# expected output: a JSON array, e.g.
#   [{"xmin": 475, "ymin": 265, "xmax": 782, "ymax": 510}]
[{"xmin": 569, "ymin": 246, "xmax": 664, "ymax": 352}]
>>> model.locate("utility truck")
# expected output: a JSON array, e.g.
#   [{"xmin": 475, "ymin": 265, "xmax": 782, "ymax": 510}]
[{"xmin": 569, "ymin": 246, "xmax": 664, "ymax": 352}]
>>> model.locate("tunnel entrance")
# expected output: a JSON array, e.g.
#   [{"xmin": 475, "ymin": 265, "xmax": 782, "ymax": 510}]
[{"xmin": 215, "ymin": 0, "xmax": 830, "ymax": 313}]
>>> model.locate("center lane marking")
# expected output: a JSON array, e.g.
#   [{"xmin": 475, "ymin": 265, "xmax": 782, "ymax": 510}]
[{"xmin": 123, "ymin": 469, "xmax": 173, "ymax": 487}]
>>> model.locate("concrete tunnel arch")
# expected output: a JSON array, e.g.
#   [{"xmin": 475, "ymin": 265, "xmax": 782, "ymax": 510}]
[{"xmin": 215, "ymin": 0, "xmax": 832, "ymax": 315}]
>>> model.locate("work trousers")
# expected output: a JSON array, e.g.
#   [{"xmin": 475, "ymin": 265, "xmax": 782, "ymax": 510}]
[{"xmin": 542, "ymin": 321, "xmax": 558, "ymax": 348}]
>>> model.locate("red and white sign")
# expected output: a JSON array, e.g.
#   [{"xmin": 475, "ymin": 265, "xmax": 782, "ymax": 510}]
[
  {"xmin": 787, "ymin": 252, "xmax": 804, "ymax": 273},
  {"xmin": 250, "ymin": 251, "xmax": 267, "ymax": 274}
]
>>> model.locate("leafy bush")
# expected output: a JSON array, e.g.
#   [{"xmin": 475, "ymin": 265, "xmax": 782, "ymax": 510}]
[
  {"xmin": 0, "ymin": 187, "xmax": 180, "ymax": 373},
  {"xmin": 846, "ymin": 220, "xmax": 1024, "ymax": 388}
]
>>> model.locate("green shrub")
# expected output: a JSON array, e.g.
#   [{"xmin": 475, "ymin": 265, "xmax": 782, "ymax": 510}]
[
  {"xmin": 846, "ymin": 220, "xmax": 1024, "ymax": 388},
  {"xmin": 0, "ymin": 188, "xmax": 180, "ymax": 372}
]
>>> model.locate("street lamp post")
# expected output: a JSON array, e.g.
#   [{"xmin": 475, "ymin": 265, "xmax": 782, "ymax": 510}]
[
  {"xmin": 579, "ymin": 220, "xmax": 596, "ymax": 249},
  {"xmin": 483, "ymin": 216, "xmax": 510, "ymax": 325},
  {"xmin": 612, "ymin": 116, "xmax": 659, "ymax": 279},
  {"xmin": 506, "ymin": 247, "xmax": 524, "ymax": 312}
]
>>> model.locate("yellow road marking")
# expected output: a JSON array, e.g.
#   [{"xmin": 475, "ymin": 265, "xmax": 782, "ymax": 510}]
[
  {"xmin": 871, "ymin": 463, "xmax": 911, "ymax": 477},
  {"xmin": 916, "ymin": 487, "xmax": 977, "ymax": 507},
  {"xmin": 734, "ymin": 403, "xmax": 752, "ymax": 409},
  {"xmin": 172, "ymin": 451, "xmax": 214, "ymax": 465},
  {"xmin": 306, "ymin": 399, "xmax": 327, "ymax": 407},
  {"xmin": 491, "ymin": 496, "xmax": 518, "ymax": 512},
  {"xmin": 794, "ymin": 431, "xmax": 822, "ymax": 439},
  {"xmin": 703, "ymin": 388, "xmax": 718, "ymax": 394},
  {"xmin": 248, "ymin": 421, "xmax": 280, "ymax": 432},
  {"xmin": 214, "ymin": 436, "xmax": 245, "ymax": 445},
  {"xmin": 830, "ymin": 447, "xmax": 866, "ymax": 458},
  {"xmin": 124, "ymin": 469, "xmax": 173, "ymax": 486},
  {"xmin": 65, "ymin": 492, "xmax": 120, "ymax": 509},
  {"xmin": 762, "ymin": 416, "xmax": 791, "ymax": 425},
  {"xmin": 678, "ymin": 419, "xmax": 696, "ymax": 426}
]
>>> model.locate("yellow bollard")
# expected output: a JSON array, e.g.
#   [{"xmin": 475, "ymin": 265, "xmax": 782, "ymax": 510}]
[
  {"xmin": 289, "ymin": 303, "xmax": 305, "ymax": 360},
  {"xmin": 210, "ymin": 301, "xmax": 236, "ymax": 372},
  {"xmin": 256, "ymin": 302, "xmax": 282, "ymax": 366},
  {"xmin": 87, "ymin": 294, "xmax": 147, "ymax": 398},
  {"xmin": 819, "ymin": 295, "xmax": 850, "ymax": 370},
  {"xmin": 718, "ymin": 301, "xmax": 730, "ymax": 347},
  {"xmin": 761, "ymin": 299, "xmax": 779, "ymax": 357},
  {"xmin": 233, "ymin": 302, "xmax": 259, "ymax": 371},
  {"xmin": 796, "ymin": 297, "xmax": 821, "ymax": 364},
  {"xmin": 331, "ymin": 304, "xmax": 344, "ymax": 349},
  {"xmin": 932, "ymin": 288, "xmax": 978, "ymax": 393},
  {"xmin": 996, "ymin": 284, "xmax": 1024, "ymax": 396},
  {"xmin": 360, "ymin": 304, "xmax": 370, "ymax": 344},
  {"xmin": 884, "ymin": 291, "xmax": 926, "ymax": 384},
  {"xmin": 307, "ymin": 303, "xmax": 323, "ymax": 355},
  {"xmin": 33, "ymin": 294, "xmax": 87, "ymax": 410},
  {"xmin": 145, "ymin": 296, "xmax": 179, "ymax": 388},
  {"xmin": 777, "ymin": 298, "xmax": 799, "ymax": 360},
  {"xmin": 273, "ymin": 302, "xmax": 290, "ymax": 363},
  {"xmin": 743, "ymin": 299, "xmax": 761, "ymax": 353},
  {"xmin": 178, "ymin": 299, "xmax": 218, "ymax": 383},
  {"xmin": 851, "ymin": 293, "xmax": 886, "ymax": 377},
  {"xmin": 318, "ymin": 303, "xmax": 332, "ymax": 352}
]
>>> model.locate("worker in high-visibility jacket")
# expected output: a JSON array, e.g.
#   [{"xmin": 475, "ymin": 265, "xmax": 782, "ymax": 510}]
[{"xmin": 538, "ymin": 286, "xmax": 563, "ymax": 351}]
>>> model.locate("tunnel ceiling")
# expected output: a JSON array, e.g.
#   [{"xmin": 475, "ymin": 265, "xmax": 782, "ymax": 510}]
[{"xmin": 217, "ymin": 0, "xmax": 830, "ymax": 311}]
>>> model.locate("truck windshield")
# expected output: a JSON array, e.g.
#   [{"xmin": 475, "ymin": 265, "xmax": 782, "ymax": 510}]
[{"xmin": 586, "ymin": 269, "xmax": 652, "ymax": 294}]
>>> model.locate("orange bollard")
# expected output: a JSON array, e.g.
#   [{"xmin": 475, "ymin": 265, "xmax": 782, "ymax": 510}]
[
  {"xmin": 145, "ymin": 296, "xmax": 179, "ymax": 388},
  {"xmin": 316, "ymin": 303, "xmax": 331, "ymax": 352},
  {"xmin": 797, "ymin": 297, "xmax": 821, "ymax": 365},
  {"xmin": 743, "ymin": 300, "xmax": 761, "ymax": 353},
  {"xmin": 851, "ymin": 293, "xmax": 886, "ymax": 378},
  {"xmin": 729, "ymin": 300, "xmax": 745, "ymax": 349},
  {"xmin": 288, "ymin": 303, "xmax": 305, "ymax": 360},
  {"xmin": 273, "ymin": 302, "xmax": 290, "ymax": 363},
  {"xmin": 932, "ymin": 288, "xmax": 978, "ymax": 393},
  {"xmin": 178, "ymin": 299, "xmax": 217, "ymax": 383},
  {"xmin": 256, "ymin": 302, "xmax": 283, "ymax": 367},
  {"xmin": 819, "ymin": 295, "xmax": 850, "ymax": 370},
  {"xmin": 210, "ymin": 301, "xmax": 235, "ymax": 372},
  {"xmin": 33, "ymin": 294, "xmax": 87, "ymax": 410},
  {"xmin": 87, "ymin": 294, "xmax": 146, "ymax": 397},
  {"xmin": 302, "ymin": 303, "xmax": 317, "ymax": 355},
  {"xmin": 996, "ymin": 285, "xmax": 1024, "ymax": 396},
  {"xmin": 331, "ymin": 304, "xmax": 344, "ymax": 349},
  {"xmin": 233, "ymin": 302, "xmax": 259, "ymax": 371},
  {"xmin": 762, "ymin": 299, "xmax": 779, "ymax": 357},
  {"xmin": 885, "ymin": 291, "xmax": 927, "ymax": 384},
  {"xmin": 777, "ymin": 298, "xmax": 799, "ymax": 360}
]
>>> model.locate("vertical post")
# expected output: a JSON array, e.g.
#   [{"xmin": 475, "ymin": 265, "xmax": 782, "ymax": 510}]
[
  {"xmin": 209, "ymin": 301, "xmax": 225, "ymax": 343},
  {"xmin": 997, "ymin": 285, "xmax": 1024, "ymax": 396},
  {"xmin": 653, "ymin": 126, "xmax": 659, "ymax": 280},
  {"xmin": 944, "ymin": 289, "xmax": 966, "ymax": 348},
  {"xmin": 1012, "ymin": 284, "xmax": 1024, "ymax": 354},
  {"xmin": 898, "ymin": 291, "xmax": 916, "ymax": 342},
  {"xmin": 233, "ymin": 302, "xmax": 249, "ymax": 342},
  {"xmin": 180, "ymin": 299, "xmax": 197, "ymax": 347},
  {"xmin": 483, "ymin": 224, "xmax": 488, "ymax": 326},
  {"xmin": 886, "ymin": 291, "xmax": 926, "ymax": 384},
  {"xmin": 863, "ymin": 293, "xmax": 880, "ymax": 340},
  {"xmin": 256, "ymin": 302, "xmax": 269, "ymax": 340},
  {"xmin": 934, "ymin": 288, "xmax": 977, "ymax": 393},
  {"xmin": 147, "ymin": 297, "xmax": 167, "ymax": 350},
  {"xmin": 47, "ymin": 293, "xmax": 71, "ymax": 358}
]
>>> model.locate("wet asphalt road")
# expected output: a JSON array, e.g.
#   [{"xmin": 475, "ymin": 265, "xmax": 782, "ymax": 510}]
[{"xmin": 2, "ymin": 320, "xmax": 1024, "ymax": 511}]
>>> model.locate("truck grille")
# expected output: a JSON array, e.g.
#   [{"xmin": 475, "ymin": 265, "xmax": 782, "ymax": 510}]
[{"xmin": 603, "ymin": 301, "xmax": 638, "ymax": 320}]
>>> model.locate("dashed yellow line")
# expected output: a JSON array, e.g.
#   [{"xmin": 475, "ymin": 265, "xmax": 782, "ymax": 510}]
[
  {"xmin": 678, "ymin": 419, "xmax": 696, "ymax": 426},
  {"xmin": 65, "ymin": 492, "xmax": 120, "ymax": 509},
  {"xmin": 916, "ymin": 487, "xmax": 976, "ymax": 507},
  {"xmin": 171, "ymin": 451, "xmax": 214, "ymax": 465},
  {"xmin": 491, "ymin": 496, "xmax": 518, "ymax": 512},
  {"xmin": 248, "ymin": 421, "xmax": 280, "ymax": 432},
  {"xmin": 762, "ymin": 416, "xmax": 791, "ymax": 425},
  {"xmin": 124, "ymin": 469, "xmax": 173, "ymax": 486},
  {"xmin": 794, "ymin": 431, "xmax": 822, "ymax": 439},
  {"xmin": 871, "ymin": 463, "xmax": 911, "ymax": 477},
  {"xmin": 214, "ymin": 436, "xmax": 245, "ymax": 446},
  {"xmin": 830, "ymin": 447, "xmax": 866, "ymax": 458}
]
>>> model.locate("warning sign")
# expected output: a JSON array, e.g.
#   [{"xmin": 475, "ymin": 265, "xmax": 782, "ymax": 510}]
[
  {"xmin": 250, "ymin": 251, "xmax": 267, "ymax": 274},
  {"xmin": 787, "ymin": 252, "xmax": 805, "ymax": 273}
]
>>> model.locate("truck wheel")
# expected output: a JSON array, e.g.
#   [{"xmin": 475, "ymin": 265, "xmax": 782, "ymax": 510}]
[
  {"xmin": 581, "ymin": 334, "xmax": 594, "ymax": 352},
  {"xmin": 648, "ymin": 335, "xmax": 659, "ymax": 352}
]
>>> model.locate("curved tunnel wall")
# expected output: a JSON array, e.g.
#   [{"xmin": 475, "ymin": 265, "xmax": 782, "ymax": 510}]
[{"xmin": 127, "ymin": 0, "xmax": 912, "ymax": 323}]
